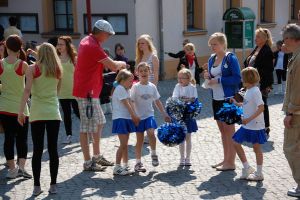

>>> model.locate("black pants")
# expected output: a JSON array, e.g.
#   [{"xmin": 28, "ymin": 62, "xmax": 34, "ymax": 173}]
[
  {"xmin": 276, "ymin": 69, "xmax": 286, "ymax": 84},
  {"xmin": 31, "ymin": 120, "xmax": 60, "ymax": 186},
  {"xmin": 262, "ymin": 96, "xmax": 270, "ymax": 128},
  {"xmin": 1, "ymin": 114, "xmax": 28, "ymax": 160},
  {"xmin": 59, "ymin": 99, "xmax": 80, "ymax": 136}
]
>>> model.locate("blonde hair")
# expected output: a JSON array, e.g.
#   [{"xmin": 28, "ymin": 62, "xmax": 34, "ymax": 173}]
[
  {"xmin": 37, "ymin": 42, "xmax": 63, "ymax": 79},
  {"xmin": 116, "ymin": 69, "xmax": 133, "ymax": 83},
  {"xmin": 135, "ymin": 34, "xmax": 157, "ymax": 64},
  {"xmin": 178, "ymin": 68, "xmax": 196, "ymax": 85},
  {"xmin": 184, "ymin": 43, "xmax": 195, "ymax": 52},
  {"xmin": 241, "ymin": 67, "xmax": 260, "ymax": 85},
  {"xmin": 136, "ymin": 62, "xmax": 150, "ymax": 72},
  {"xmin": 256, "ymin": 28, "xmax": 273, "ymax": 47},
  {"xmin": 208, "ymin": 32, "xmax": 228, "ymax": 50}
]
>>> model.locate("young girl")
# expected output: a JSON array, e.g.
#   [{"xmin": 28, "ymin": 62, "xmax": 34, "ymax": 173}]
[
  {"xmin": 231, "ymin": 67, "xmax": 267, "ymax": 181},
  {"xmin": 18, "ymin": 43, "xmax": 63, "ymax": 196},
  {"xmin": 172, "ymin": 68, "xmax": 198, "ymax": 166},
  {"xmin": 0, "ymin": 35, "xmax": 32, "ymax": 179},
  {"xmin": 56, "ymin": 36, "xmax": 80, "ymax": 144},
  {"xmin": 130, "ymin": 62, "xmax": 171, "ymax": 172},
  {"xmin": 112, "ymin": 69, "xmax": 140, "ymax": 176},
  {"xmin": 135, "ymin": 34, "xmax": 159, "ymax": 86}
]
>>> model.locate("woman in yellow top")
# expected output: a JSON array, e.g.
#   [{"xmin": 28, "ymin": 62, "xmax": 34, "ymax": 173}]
[
  {"xmin": 56, "ymin": 36, "xmax": 80, "ymax": 144},
  {"xmin": 18, "ymin": 43, "xmax": 63, "ymax": 196},
  {"xmin": 0, "ymin": 35, "xmax": 31, "ymax": 179}
]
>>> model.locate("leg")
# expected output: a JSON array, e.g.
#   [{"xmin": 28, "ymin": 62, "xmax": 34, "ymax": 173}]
[
  {"xmin": 135, "ymin": 132, "xmax": 144, "ymax": 161},
  {"xmin": 59, "ymin": 99, "xmax": 72, "ymax": 136},
  {"xmin": 185, "ymin": 133, "xmax": 192, "ymax": 165},
  {"xmin": 179, "ymin": 140, "xmax": 185, "ymax": 164},
  {"xmin": 15, "ymin": 117, "xmax": 29, "ymax": 170},
  {"xmin": 31, "ymin": 122, "xmax": 46, "ymax": 186},
  {"xmin": 215, "ymin": 120, "xmax": 226, "ymax": 166},
  {"xmin": 116, "ymin": 134, "xmax": 129, "ymax": 165},
  {"xmin": 147, "ymin": 128, "xmax": 156, "ymax": 154},
  {"xmin": 262, "ymin": 96, "xmax": 270, "ymax": 128},
  {"xmin": 2, "ymin": 115, "xmax": 16, "ymax": 170},
  {"xmin": 223, "ymin": 123, "xmax": 236, "ymax": 167},
  {"xmin": 80, "ymin": 133, "xmax": 90, "ymax": 161},
  {"xmin": 92, "ymin": 124, "xmax": 103, "ymax": 156},
  {"xmin": 71, "ymin": 99, "xmax": 80, "ymax": 119},
  {"xmin": 234, "ymin": 142, "xmax": 247, "ymax": 163},
  {"xmin": 253, "ymin": 143, "xmax": 263, "ymax": 166}
]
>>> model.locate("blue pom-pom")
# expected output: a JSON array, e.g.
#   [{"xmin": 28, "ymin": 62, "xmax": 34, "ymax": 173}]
[
  {"xmin": 166, "ymin": 97, "xmax": 186, "ymax": 122},
  {"xmin": 157, "ymin": 122, "xmax": 187, "ymax": 147},
  {"xmin": 216, "ymin": 103, "xmax": 243, "ymax": 125},
  {"xmin": 183, "ymin": 98, "xmax": 202, "ymax": 120}
]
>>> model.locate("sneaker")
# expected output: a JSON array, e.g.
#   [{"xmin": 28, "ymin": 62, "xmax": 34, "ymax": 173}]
[
  {"xmin": 62, "ymin": 135, "xmax": 72, "ymax": 144},
  {"xmin": 83, "ymin": 161, "xmax": 106, "ymax": 172},
  {"xmin": 247, "ymin": 172, "xmax": 264, "ymax": 181},
  {"xmin": 6, "ymin": 167, "xmax": 19, "ymax": 179},
  {"xmin": 48, "ymin": 184, "xmax": 57, "ymax": 194},
  {"xmin": 124, "ymin": 166, "xmax": 135, "ymax": 175},
  {"xmin": 93, "ymin": 155, "xmax": 114, "ymax": 166},
  {"xmin": 240, "ymin": 166, "xmax": 255, "ymax": 179},
  {"xmin": 135, "ymin": 162, "xmax": 147, "ymax": 173},
  {"xmin": 33, "ymin": 186, "xmax": 43, "ymax": 196},
  {"xmin": 18, "ymin": 168, "xmax": 32, "ymax": 179},
  {"xmin": 287, "ymin": 186, "xmax": 300, "ymax": 197},
  {"xmin": 151, "ymin": 155, "xmax": 159, "ymax": 167},
  {"xmin": 113, "ymin": 165, "xmax": 133, "ymax": 176}
]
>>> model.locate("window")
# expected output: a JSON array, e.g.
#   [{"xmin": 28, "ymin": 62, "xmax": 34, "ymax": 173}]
[
  {"xmin": 184, "ymin": 0, "xmax": 206, "ymax": 34},
  {"xmin": 0, "ymin": 0, "xmax": 8, "ymax": 7},
  {"xmin": 0, "ymin": 13, "xmax": 39, "ymax": 33},
  {"xmin": 291, "ymin": 0, "xmax": 300, "ymax": 20},
  {"xmin": 83, "ymin": 14, "xmax": 128, "ymax": 35},
  {"xmin": 259, "ymin": 0, "xmax": 275, "ymax": 23},
  {"xmin": 224, "ymin": 0, "xmax": 242, "ymax": 10},
  {"xmin": 53, "ymin": 0, "xmax": 73, "ymax": 31}
]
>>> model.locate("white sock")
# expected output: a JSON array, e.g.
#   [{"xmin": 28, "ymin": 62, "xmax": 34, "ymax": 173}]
[
  {"xmin": 136, "ymin": 159, "xmax": 141, "ymax": 164},
  {"xmin": 123, "ymin": 163, "xmax": 128, "ymax": 167},
  {"xmin": 242, "ymin": 162, "xmax": 250, "ymax": 169},
  {"xmin": 93, "ymin": 154, "xmax": 100, "ymax": 159},
  {"xmin": 185, "ymin": 134, "xmax": 192, "ymax": 161},
  {"xmin": 151, "ymin": 150, "xmax": 156, "ymax": 156},
  {"xmin": 257, "ymin": 165, "xmax": 263, "ymax": 175},
  {"xmin": 179, "ymin": 142, "xmax": 185, "ymax": 161}
]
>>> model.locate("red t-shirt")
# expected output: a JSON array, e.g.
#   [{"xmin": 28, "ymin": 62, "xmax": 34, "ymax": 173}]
[{"xmin": 73, "ymin": 35, "xmax": 108, "ymax": 98}]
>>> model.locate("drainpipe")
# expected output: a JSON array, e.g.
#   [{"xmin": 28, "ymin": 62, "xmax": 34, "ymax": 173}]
[
  {"xmin": 158, "ymin": 0, "xmax": 165, "ymax": 80},
  {"xmin": 86, "ymin": 0, "xmax": 92, "ymax": 34}
]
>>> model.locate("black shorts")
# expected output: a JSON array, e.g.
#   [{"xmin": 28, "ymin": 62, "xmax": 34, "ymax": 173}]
[{"xmin": 212, "ymin": 99, "xmax": 227, "ymax": 120}]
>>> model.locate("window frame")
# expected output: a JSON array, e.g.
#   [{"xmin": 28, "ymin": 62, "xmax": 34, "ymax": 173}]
[
  {"xmin": 0, "ymin": 13, "xmax": 39, "ymax": 33},
  {"xmin": 83, "ymin": 13, "xmax": 128, "ymax": 35},
  {"xmin": 53, "ymin": 0, "xmax": 73, "ymax": 31},
  {"xmin": 290, "ymin": 0, "xmax": 300, "ymax": 21}
]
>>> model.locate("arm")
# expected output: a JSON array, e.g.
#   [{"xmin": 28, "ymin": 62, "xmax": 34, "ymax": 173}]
[
  {"xmin": 288, "ymin": 59, "xmax": 300, "ymax": 113},
  {"xmin": 18, "ymin": 66, "xmax": 34, "ymax": 126},
  {"xmin": 155, "ymin": 99, "xmax": 171, "ymax": 122},
  {"xmin": 152, "ymin": 55, "xmax": 159, "ymax": 86},
  {"xmin": 121, "ymin": 98, "xmax": 140, "ymax": 126},
  {"xmin": 168, "ymin": 50, "xmax": 185, "ymax": 58},
  {"xmin": 101, "ymin": 57, "xmax": 126, "ymax": 72},
  {"xmin": 242, "ymin": 104, "xmax": 264, "ymax": 125},
  {"xmin": 21, "ymin": 61, "xmax": 29, "ymax": 75}
]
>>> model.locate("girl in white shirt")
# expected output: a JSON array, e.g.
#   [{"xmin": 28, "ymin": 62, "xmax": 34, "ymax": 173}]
[
  {"xmin": 172, "ymin": 68, "xmax": 198, "ymax": 166},
  {"xmin": 111, "ymin": 69, "xmax": 140, "ymax": 176},
  {"xmin": 131, "ymin": 62, "xmax": 170, "ymax": 172},
  {"xmin": 231, "ymin": 67, "xmax": 267, "ymax": 181}
]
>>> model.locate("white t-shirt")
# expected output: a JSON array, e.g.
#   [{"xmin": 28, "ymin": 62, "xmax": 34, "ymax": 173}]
[
  {"xmin": 275, "ymin": 51, "xmax": 284, "ymax": 70},
  {"xmin": 112, "ymin": 85, "xmax": 131, "ymax": 120},
  {"xmin": 210, "ymin": 63, "xmax": 225, "ymax": 100},
  {"xmin": 130, "ymin": 82, "xmax": 160, "ymax": 120},
  {"xmin": 242, "ymin": 86, "xmax": 265, "ymax": 130},
  {"xmin": 172, "ymin": 83, "xmax": 198, "ymax": 99}
]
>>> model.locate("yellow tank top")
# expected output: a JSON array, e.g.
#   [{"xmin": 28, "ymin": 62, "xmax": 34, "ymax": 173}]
[
  {"xmin": 0, "ymin": 59, "xmax": 29, "ymax": 116},
  {"xmin": 58, "ymin": 59, "xmax": 75, "ymax": 99}
]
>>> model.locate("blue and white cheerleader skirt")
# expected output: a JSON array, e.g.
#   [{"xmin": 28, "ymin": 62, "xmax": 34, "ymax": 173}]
[
  {"xmin": 136, "ymin": 116, "xmax": 157, "ymax": 132},
  {"xmin": 184, "ymin": 118, "xmax": 198, "ymax": 133},
  {"xmin": 232, "ymin": 126, "xmax": 267, "ymax": 144},
  {"xmin": 112, "ymin": 118, "xmax": 136, "ymax": 134}
]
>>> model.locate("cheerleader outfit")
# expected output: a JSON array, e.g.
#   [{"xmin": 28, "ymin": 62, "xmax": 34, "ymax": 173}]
[
  {"xmin": 172, "ymin": 83, "xmax": 198, "ymax": 133},
  {"xmin": 112, "ymin": 85, "xmax": 136, "ymax": 134},
  {"xmin": 130, "ymin": 82, "xmax": 160, "ymax": 132},
  {"xmin": 232, "ymin": 86, "xmax": 267, "ymax": 144}
]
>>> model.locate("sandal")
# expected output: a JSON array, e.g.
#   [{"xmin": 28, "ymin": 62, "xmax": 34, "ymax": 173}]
[{"xmin": 211, "ymin": 161, "xmax": 224, "ymax": 168}]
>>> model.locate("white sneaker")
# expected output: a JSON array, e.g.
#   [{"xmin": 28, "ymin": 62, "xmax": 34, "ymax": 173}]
[
  {"xmin": 62, "ymin": 135, "xmax": 72, "ymax": 144},
  {"xmin": 247, "ymin": 172, "xmax": 264, "ymax": 181},
  {"xmin": 287, "ymin": 186, "xmax": 300, "ymax": 197},
  {"xmin": 6, "ymin": 166, "xmax": 19, "ymax": 179},
  {"xmin": 240, "ymin": 166, "xmax": 255, "ymax": 179},
  {"xmin": 113, "ymin": 165, "xmax": 134, "ymax": 176}
]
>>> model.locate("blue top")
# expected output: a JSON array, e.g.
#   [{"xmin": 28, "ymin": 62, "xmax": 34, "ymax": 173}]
[{"xmin": 208, "ymin": 52, "xmax": 241, "ymax": 99}]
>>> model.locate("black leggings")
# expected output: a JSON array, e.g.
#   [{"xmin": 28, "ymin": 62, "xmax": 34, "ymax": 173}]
[
  {"xmin": 1, "ymin": 114, "xmax": 28, "ymax": 160},
  {"xmin": 276, "ymin": 69, "xmax": 286, "ymax": 84},
  {"xmin": 59, "ymin": 99, "xmax": 80, "ymax": 136},
  {"xmin": 31, "ymin": 120, "xmax": 60, "ymax": 186},
  {"xmin": 262, "ymin": 96, "xmax": 270, "ymax": 128}
]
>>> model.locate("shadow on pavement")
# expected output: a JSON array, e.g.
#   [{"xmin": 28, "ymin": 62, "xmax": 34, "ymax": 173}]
[{"xmin": 153, "ymin": 168, "xmax": 197, "ymax": 186}]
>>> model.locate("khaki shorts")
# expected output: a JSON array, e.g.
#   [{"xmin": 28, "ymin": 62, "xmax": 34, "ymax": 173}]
[{"xmin": 76, "ymin": 98, "xmax": 106, "ymax": 133}]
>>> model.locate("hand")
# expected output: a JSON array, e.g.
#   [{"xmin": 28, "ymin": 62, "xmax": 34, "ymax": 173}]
[
  {"xmin": 17, "ymin": 113, "xmax": 26, "ymax": 126},
  {"xmin": 230, "ymin": 97, "xmax": 237, "ymax": 104},
  {"xmin": 164, "ymin": 114, "xmax": 171, "ymax": 123},
  {"xmin": 242, "ymin": 118, "xmax": 250, "ymax": 125},
  {"xmin": 203, "ymin": 70, "xmax": 210, "ymax": 79},
  {"xmin": 208, "ymin": 78, "xmax": 218, "ymax": 85},
  {"xmin": 132, "ymin": 115, "xmax": 140, "ymax": 126},
  {"xmin": 284, "ymin": 115, "xmax": 293, "ymax": 129},
  {"xmin": 117, "ymin": 61, "xmax": 127, "ymax": 70},
  {"xmin": 202, "ymin": 63, "xmax": 208, "ymax": 70}
]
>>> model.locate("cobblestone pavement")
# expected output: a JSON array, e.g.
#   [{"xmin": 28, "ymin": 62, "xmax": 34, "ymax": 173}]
[{"xmin": 0, "ymin": 79, "xmax": 296, "ymax": 200}]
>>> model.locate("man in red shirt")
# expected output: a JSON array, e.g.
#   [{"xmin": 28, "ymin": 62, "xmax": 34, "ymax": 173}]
[{"xmin": 73, "ymin": 20, "xmax": 126, "ymax": 171}]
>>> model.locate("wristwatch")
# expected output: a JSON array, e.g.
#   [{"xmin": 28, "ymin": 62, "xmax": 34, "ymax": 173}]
[{"xmin": 286, "ymin": 112, "xmax": 294, "ymax": 116}]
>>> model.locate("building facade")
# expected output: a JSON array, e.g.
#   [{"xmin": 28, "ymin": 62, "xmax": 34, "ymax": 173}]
[{"xmin": 0, "ymin": 0, "xmax": 297, "ymax": 79}]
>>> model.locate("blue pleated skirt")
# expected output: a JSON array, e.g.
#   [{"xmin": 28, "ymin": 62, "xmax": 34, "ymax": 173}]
[
  {"xmin": 136, "ymin": 116, "xmax": 157, "ymax": 132},
  {"xmin": 112, "ymin": 118, "xmax": 136, "ymax": 134},
  {"xmin": 184, "ymin": 119, "xmax": 198, "ymax": 133},
  {"xmin": 232, "ymin": 126, "xmax": 267, "ymax": 144}
]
